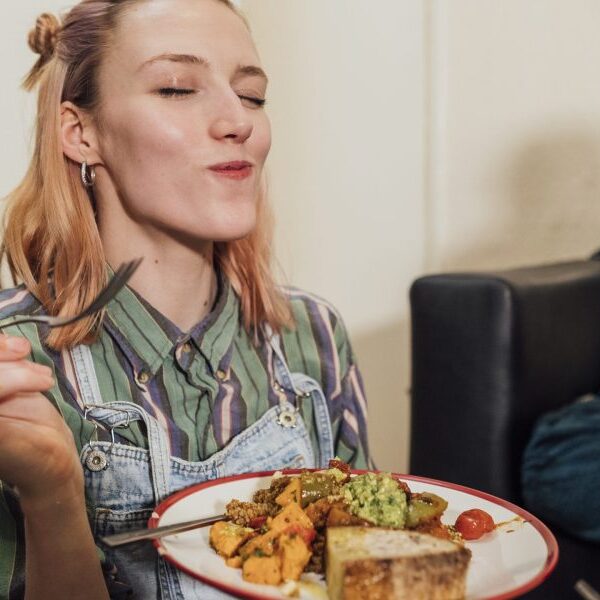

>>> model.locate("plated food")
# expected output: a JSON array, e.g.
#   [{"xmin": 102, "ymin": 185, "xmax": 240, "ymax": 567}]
[
  {"xmin": 150, "ymin": 469, "xmax": 558, "ymax": 599},
  {"xmin": 208, "ymin": 460, "xmax": 489, "ymax": 599}
]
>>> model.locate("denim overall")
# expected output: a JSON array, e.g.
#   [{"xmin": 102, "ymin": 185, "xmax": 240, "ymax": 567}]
[{"xmin": 72, "ymin": 332, "xmax": 334, "ymax": 599}]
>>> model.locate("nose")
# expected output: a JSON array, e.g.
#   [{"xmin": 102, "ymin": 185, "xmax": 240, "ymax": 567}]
[
  {"xmin": 211, "ymin": 118, "xmax": 253, "ymax": 144},
  {"xmin": 209, "ymin": 95, "xmax": 254, "ymax": 144}
]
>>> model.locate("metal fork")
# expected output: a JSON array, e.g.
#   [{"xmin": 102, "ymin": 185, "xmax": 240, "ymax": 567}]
[
  {"xmin": 0, "ymin": 258, "xmax": 143, "ymax": 330},
  {"xmin": 101, "ymin": 513, "xmax": 227, "ymax": 547},
  {"xmin": 576, "ymin": 580, "xmax": 600, "ymax": 600}
]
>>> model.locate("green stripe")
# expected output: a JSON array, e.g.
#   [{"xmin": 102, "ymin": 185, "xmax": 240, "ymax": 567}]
[
  {"xmin": 231, "ymin": 339, "xmax": 262, "ymax": 417},
  {"xmin": 98, "ymin": 336, "xmax": 120, "ymax": 403},
  {"xmin": 333, "ymin": 319, "xmax": 352, "ymax": 375},
  {"xmin": 283, "ymin": 299, "xmax": 321, "ymax": 383},
  {"xmin": 201, "ymin": 288, "xmax": 239, "ymax": 371},
  {"xmin": 232, "ymin": 334, "xmax": 270, "ymax": 421}
]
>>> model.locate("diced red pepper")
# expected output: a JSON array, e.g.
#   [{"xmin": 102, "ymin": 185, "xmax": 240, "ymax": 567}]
[
  {"xmin": 249, "ymin": 516, "xmax": 268, "ymax": 530},
  {"xmin": 284, "ymin": 524, "xmax": 317, "ymax": 546},
  {"xmin": 328, "ymin": 459, "xmax": 351, "ymax": 482}
]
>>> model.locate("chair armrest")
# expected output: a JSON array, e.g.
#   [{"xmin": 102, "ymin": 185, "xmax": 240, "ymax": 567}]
[{"xmin": 410, "ymin": 260, "xmax": 600, "ymax": 502}]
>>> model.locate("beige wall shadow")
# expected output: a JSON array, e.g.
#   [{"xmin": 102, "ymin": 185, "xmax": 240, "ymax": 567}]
[
  {"xmin": 352, "ymin": 318, "xmax": 410, "ymax": 473},
  {"xmin": 442, "ymin": 130, "xmax": 600, "ymax": 272}
]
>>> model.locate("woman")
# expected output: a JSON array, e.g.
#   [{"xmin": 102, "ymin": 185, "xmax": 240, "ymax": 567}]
[{"xmin": 0, "ymin": 1, "xmax": 370, "ymax": 598}]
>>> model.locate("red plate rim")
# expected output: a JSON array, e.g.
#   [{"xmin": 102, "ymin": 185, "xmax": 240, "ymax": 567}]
[{"xmin": 149, "ymin": 470, "xmax": 559, "ymax": 600}]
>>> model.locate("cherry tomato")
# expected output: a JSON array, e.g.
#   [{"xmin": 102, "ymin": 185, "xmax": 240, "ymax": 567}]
[{"xmin": 455, "ymin": 509, "xmax": 495, "ymax": 540}]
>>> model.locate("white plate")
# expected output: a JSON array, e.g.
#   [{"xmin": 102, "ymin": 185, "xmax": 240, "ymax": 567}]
[{"xmin": 149, "ymin": 470, "xmax": 558, "ymax": 600}]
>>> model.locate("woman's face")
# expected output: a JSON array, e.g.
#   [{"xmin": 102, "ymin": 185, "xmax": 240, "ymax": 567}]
[{"xmin": 94, "ymin": 0, "xmax": 271, "ymax": 243}]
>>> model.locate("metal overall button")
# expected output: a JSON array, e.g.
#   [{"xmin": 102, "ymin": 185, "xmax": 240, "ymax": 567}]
[
  {"xmin": 82, "ymin": 405, "xmax": 131, "ymax": 473},
  {"xmin": 277, "ymin": 408, "xmax": 298, "ymax": 429},
  {"xmin": 86, "ymin": 449, "xmax": 109, "ymax": 472}
]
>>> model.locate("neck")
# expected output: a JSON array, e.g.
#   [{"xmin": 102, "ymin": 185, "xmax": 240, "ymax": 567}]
[{"xmin": 99, "ymin": 215, "xmax": 218, "ymax": 333}]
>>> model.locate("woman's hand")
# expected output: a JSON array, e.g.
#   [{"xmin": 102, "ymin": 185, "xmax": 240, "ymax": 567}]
[
  {"xmin": 0, "ymin": 334, "xmax": 83, "ymax": 512},
  {"xmin": 0, "ymin": 335, "xmax": 109, "ymax": 598}
]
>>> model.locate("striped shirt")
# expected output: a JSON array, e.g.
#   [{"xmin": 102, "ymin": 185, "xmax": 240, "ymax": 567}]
[{"xmin": 0, "ymin": 275, "xmax": 369, "ymax": 597}]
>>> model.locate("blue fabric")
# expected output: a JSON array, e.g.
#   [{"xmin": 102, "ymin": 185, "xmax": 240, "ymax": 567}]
[
  {"xmin": 76, "ymin": 336, "xmax": 334, "ymax": 599},
  {"xmin": 522, "ymin": 394, "xmax": 600, "ymax": 544}
]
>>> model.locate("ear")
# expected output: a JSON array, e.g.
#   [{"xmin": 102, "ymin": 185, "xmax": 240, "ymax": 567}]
[{"xmin": 60, "ymin": 101, "xmax": 103, "ymax": 166}]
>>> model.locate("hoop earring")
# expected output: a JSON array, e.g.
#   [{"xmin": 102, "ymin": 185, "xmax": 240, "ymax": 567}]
[{"xmin": 81, "ymin": 162, "xmax": 96, "ymax": 189}]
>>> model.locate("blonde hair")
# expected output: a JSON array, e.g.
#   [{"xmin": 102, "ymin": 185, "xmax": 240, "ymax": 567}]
[{"xmin": 4, "ymin": 1, "xmax": 291, "ymax": 349}]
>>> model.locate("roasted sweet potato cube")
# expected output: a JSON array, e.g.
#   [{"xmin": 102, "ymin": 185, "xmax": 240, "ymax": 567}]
[
  {"xmin": 276, "ymin": 477, "xmax": 302, "ymax": 506},
  {"xmin": 326, "ymin": 504, "xmax": 370, "ymax": 527},
  {"xmin": 270, "ymin": 502, "xmax": 313, "ymax": 533},
  {"xmin": 242, "ymin": 554, "xmax": 282, "ymax": 585},
  {"xmin": 239, "ymin": 529, "xmax": 279, "ymax": 559},
  {"xmin": 226, "ymin": 556, "xmax": 243, "ymax": 569},
  {"xmin": 209, "ymin": 521, "xmax": 255, "ymax": 558},
  {"xmin": 279, "ymin": 533, "xmax": 312, "ymax": 581}
]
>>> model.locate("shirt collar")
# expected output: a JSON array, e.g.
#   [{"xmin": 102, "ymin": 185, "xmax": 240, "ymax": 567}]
[{"xmin": 102, "ymin": 271, "xmax": 240, "ymax": 379}]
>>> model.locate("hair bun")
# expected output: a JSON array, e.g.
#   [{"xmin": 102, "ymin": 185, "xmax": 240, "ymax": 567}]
[{"xmin": 28, "ymin": 13, "xmax": 61, "ymax": 58}]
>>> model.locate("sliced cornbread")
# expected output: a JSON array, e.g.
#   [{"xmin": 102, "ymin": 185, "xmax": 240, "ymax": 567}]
[{"xmin": 326, "ymin": 526, "xmax": 471, "ymax": 600}]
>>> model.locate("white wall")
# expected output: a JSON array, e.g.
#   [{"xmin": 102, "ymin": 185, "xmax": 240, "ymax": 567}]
[
  {"xmin": 244, "ymin": 0, "xmax": 600, "ymax": 472},
  {"xmin": 430, "ymin": 0, "xmax": 600, "ymax": 272},
  {"xmin": 3, "ymin": 1, "xmax": 600, "ymax": 473},
  {"xmin": 242, "ymin": 0, "xmax": 424, "ymax": 471},
  {"xmin": 0, "ymin": 2, "xmax": 62, "ymax": 198}
]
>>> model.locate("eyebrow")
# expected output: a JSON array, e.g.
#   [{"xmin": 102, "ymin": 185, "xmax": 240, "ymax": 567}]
[
  {"xmin": 234, "ymin": 65, "xmax": 269, "ymax": 83},
  {"xmin": 139, "ymin": 53, "xmax": 269, "ymax": 82}
]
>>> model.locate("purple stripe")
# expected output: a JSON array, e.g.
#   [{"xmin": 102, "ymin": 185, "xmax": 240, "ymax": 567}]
[
  {"xmin": 212, "ymin": 371, "xmax": 245, "ymax": 446},
  {"xmin": 304, "ymin": 299, "xmax": 339, "ymax": 401},
  {"xmin": 144, "ymin": 373, "xmax": 185, "ymax": 455}
]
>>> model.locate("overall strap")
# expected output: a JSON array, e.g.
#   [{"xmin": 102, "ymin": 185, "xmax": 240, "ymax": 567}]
[
  {"xmin": 71, "ymin": 344, "xmax": 105, "ymax": 407},
  {"xmin": 71, "ymin": 345, "xmax": 172, "ymax": 502},
  {"xmin": 266, "ymin": 329, "xmax": 335, "ymax": 467},
  {"xmin": 265, "ymin": 325, "xmax": 298, "ymax": 397}
]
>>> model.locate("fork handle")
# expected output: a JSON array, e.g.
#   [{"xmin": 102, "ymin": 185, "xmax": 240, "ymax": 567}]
[{"xmin": 100, "ymin": 514, "xmax": 226, "ymax": 547}]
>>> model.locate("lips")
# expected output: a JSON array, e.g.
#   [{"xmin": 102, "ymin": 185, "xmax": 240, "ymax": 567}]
[{"xmin": 209, "ymin": 161, "xmax": 253, "ymax": 181}]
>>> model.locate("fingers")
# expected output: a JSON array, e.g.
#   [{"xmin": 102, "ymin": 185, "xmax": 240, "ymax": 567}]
[
  {"xmin": 0, "ymin": 335, "xmax": 31, "ymax": 361},
  {"xmin": 0, "ymin": 361, "xmax": 54, "ymax": 398}
]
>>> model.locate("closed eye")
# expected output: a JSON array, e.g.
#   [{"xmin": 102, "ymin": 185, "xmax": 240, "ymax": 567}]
[{"xmin": 238, "ymin": 95, "xmax": 266, "ymax": 108}]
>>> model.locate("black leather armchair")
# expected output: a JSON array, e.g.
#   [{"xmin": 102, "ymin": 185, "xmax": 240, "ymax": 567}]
[{"xmin": 410, "ymin": 258, "xmax": 600, "ymax": 599}]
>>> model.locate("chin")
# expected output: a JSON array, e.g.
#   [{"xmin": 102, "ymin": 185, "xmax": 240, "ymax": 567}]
[
  {"xmin": 207, "ymin": 210, "xmax": 258, "ymax": 242},
  {"xmin": 157, "ymin": 201, "xmax": 258, "ymax": 243},
  {"xmin": 209, "ymin": 223, "xmax": 257, "ymax": 243},
  {"xmin": 178, "ymin": 216, "xmax": 258, "ymax": 245}
]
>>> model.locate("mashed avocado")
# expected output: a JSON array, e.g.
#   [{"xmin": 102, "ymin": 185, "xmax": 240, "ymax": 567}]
[{"xmin": 342, "ymin": 473, "xmax": 408, "ymax": 528}]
